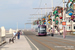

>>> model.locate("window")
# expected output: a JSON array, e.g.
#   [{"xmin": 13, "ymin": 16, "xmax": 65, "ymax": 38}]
[
  {"xmin": 67, "ymin": 26, "xmax": 69, "ymax": 30},
  {"xmin": 69, "ymin": 20, "xmax": 70, "ymax": 22},
  {"xmin": 69, "ymin": 26, "xmax": 70, "ymax": 29},
  {"xmin": 66, "ymin": 26, "xmax": 70, "ymax": 30},
  {"xmin": 40, "ymin": 27, "xmax": 45, "ymax": 30},
  {"xmin": 73, "ymin": 20, "xmax": 75, "ymax": 22},
  {"xmin": 74, "ymin": 26, "xmax": 75, "ymax": 29},
  {"xmin": 38, "ymin": 26, "xmax": 46, "ymax": 33}
]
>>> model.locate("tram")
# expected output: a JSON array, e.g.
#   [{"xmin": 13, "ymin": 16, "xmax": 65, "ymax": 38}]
[{"xmin": 38, "ymin": 25, "xmax": 47, "ymax": 36}]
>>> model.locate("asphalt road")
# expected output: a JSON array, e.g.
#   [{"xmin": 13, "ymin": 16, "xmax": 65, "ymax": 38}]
[{"xmin": 24, "ymin": 31, "xmax": 75, "ymax": 50}]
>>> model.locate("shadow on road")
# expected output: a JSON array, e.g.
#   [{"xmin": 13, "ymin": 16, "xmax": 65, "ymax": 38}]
[
  {"xmin": 36, "ymin": 35, "xmax": 47, "ymax": 37},
  {"xmin": 36, "ymin": 34, "xmax": 51, "ymax": 37}
]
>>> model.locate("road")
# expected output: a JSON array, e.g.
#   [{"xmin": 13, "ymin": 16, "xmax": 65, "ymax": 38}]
[{"xmin": 24, "ymin": 31, "xmax": 75, "ymax": 50}]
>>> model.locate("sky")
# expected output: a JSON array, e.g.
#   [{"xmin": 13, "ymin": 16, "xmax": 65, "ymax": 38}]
[{"xmin": 0, "ymin": 0, "xmax": 68, "ymax": 30}]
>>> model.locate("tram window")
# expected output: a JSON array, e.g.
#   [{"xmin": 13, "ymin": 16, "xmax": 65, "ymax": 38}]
[
  {"xmin": 40, "ymin": 27, "xmax": 45, "ymax": 31},
  {"xmin": 39, "ymin": 26, "xmax": 46, "ymax": 32}
]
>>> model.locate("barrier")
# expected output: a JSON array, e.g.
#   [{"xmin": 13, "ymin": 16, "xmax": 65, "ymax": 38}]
[
  {"xmin": 0, "ymin": 26, "xmax": 6, "ymax": 46},
  {"xmin": 6, "ymin": 29, "xmax": 16, "ymax": 38}
]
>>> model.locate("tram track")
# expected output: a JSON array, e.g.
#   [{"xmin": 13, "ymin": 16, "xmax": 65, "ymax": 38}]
[
  {"xmin": 28, "ymin": 36, "xmax": 54, "ymax": 50},
  {"xmin": 39, "ymin": 37, "xmax": 74, "ymax": 50},
  {"xmin": 24, "ymin": 31, "xmax": 75, "ymax": 50},
  {"xmin": 29, "ymin": 36, "xmax": 74, "ymax": 50},
  {"xmin": 44, "ymin": 37, "xmax": 75, "ymax": 46}
]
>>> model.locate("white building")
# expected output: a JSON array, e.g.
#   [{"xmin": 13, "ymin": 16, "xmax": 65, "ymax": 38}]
[{"xmin": 65, "ymin": 14, "xmax": 75, "ymax": 35}]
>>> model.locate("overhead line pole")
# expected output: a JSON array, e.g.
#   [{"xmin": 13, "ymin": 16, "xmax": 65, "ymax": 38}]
[
  {"xmin": 17, "ymin": 22, "xmax": 18, "ymax": 31},
  {"xmin": 63, "ymin": 0, "xmax": 66, "ymax": 38},
  {"xmin": 51, "ymin": 0, "xmax": 54, "ymax": 34},
  {"xmin": 45, "ymin": 3, "xmax": 47, "ymax": 27}
]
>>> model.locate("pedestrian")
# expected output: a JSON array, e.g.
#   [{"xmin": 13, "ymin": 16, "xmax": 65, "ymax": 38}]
[
  {"xmin": 17, "ymin": 30, "xmax": 21, "ymax": 39},
  {"xmin": 50, "ymin": 29, "xmax": 54, "ymax": 37},
  {"xmin": 48, "ymin": 28, "xmax": 50, "ymax": 36},
  {"xmin": 13, "ymin": 31, "xmax": 17, "ymax": 39}
]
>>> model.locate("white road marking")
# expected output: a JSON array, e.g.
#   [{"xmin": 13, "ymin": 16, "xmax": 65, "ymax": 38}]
[{"xmin": 25, "ymin": 35, "xmax": 39, "ymax": 50}]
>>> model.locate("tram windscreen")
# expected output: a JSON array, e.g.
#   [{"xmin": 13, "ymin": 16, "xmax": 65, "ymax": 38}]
[{"xmin": 38, "ymin": 26, "xmax": 46, "ymax": 33}]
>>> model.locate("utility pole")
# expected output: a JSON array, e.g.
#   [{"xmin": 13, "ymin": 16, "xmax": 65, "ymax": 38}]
[
  {"xmin": 63, "ymin": 0, "xmax": 66, "ymax": 38},
  {"xmin": 25, "ymin": 24, "xmax": 26, "ymax": 29},
  {"xmin": 51, "ymin": 0, "xmax": 54, "ymax": 34},
  {"xmin": 45, "ymin": 3, "xmax": 47, "ymax": 27},
  {"xmin": 17, "ymin": 22, "xmax": 18, "ymax": 31}
]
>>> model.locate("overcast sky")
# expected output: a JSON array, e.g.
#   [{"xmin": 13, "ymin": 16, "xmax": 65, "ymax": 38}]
[{"xmin": 0, "ymin": 0, "xmax": 68, "ymax": 30}]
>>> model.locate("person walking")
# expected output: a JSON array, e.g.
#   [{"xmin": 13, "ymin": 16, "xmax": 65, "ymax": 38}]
[
  {"xmin": 17, "ymin": 30, "xmax": 21, "ymax": 39},
  {"xmin": 50, "ymin": 28, "xmax": 54, "ymax": 37}
]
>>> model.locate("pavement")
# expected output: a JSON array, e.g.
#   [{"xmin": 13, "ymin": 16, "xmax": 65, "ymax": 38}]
[{"xmin": 0, "ymin": 35, "xmax": 32, "ymax": 50}]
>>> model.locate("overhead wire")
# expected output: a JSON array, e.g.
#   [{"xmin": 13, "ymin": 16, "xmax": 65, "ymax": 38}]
[
  {"xmin": 58, "ymin": 0, "xmax": 63, "ymax": 6},
  {"xmin": 34, "ymin": 0, "xmax": 42, "ymax": 14},
  {"xmin": 57, "ymin": 0, "xmax": 68, "ymax": 6},
  {"xmin": 32, "ymin": 0, "xmax": 42, "ymax": 21},
  {"xmin": 29, "ymin": 0, "xmax": 42, "ymax": 20}
]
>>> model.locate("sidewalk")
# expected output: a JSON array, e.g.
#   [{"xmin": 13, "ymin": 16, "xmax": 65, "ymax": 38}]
[{"xmin": 0, "ymin": 35, "xmax": 32, "ymax": 50}]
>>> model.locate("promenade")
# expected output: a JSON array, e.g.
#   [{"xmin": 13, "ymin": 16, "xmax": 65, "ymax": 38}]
[{"xmin": 0, "ymin": 35, "xmax": 32, "ymax": 50}]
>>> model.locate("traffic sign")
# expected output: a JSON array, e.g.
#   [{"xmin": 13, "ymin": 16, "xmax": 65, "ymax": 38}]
[{"xmin": 62, "ymin": 21, "xmax": 66, "ymax": 27}]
